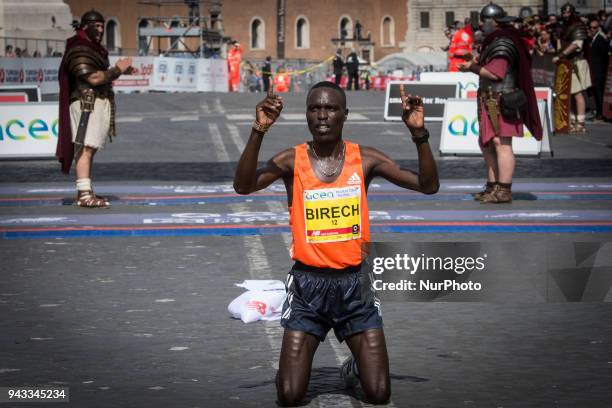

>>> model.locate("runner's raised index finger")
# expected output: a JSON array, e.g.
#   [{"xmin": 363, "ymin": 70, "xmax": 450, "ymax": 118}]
[
  {"xmin": 399, "ymin": 83, "xmax": 406, "ymax": 100},
  {"xmin": 268, "ymin": 82, "xmax": 275, "ymax": 98}
]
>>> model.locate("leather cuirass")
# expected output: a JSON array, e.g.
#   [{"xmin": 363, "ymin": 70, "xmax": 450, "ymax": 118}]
[
  {"xmin": 64, "ymin": 45, "xmax": 113, "ymax": 101},
  {"xmin": 479, "ymin": 36, "xmax": 519, "ymax": 93}
]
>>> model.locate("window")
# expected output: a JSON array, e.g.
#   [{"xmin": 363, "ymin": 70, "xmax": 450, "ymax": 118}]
[
  {"xmin": 169, "ymin": 20, "xmax": 180, "ymax": 50},
  {"xmin": 470, "ymin": 11, "xmax": 479, "ymax": 29},
  {"xmin": 106, "ymin": 20, "xmax": 117, "ymax": 51},
  {"xmin": 381, "ymin": 16, "xmax": 395, "ymax": 46},
  {"xmin": 138, "ymin": 19, "xmax": 150, "ymax": 55},
  {"xmin": 420, "ymin": 12, "xmax": 430, "ymax": 29},
  {"xmin": 339, "ymin": 16, "xmax": 352, "ymax": 40},
  {"xmin": 445, "ymin": 11, "xmax": 455, "ymax": 28},
  {"xmin": 250, "ymin": 17, "xmax": 265, "ymax": 49},
  {"xmin": 249, "ymin": 17, "xmax": 266, "ymax": 50},
  {"xmin": 519, "ymin": 6, "xmax": 534, "ymax": 20},
  {"xmin": 296, "ymin": 16, "xmax": 309, "ymax": 48},
  {"xmin": 211, "ymin": 13, "xmax": 222, "ymax": 31}
]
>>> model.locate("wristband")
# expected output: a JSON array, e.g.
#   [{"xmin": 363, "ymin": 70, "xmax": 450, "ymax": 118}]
[
  {"xmin": 411, "ymin": 128, "xmax": 430, "ymax": 146},
  {"xmin": 252, "ymin": 121, "xmax": 270, "ymax": 134}
]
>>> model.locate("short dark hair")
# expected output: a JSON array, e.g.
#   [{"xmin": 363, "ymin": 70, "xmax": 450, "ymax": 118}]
[{"xmin": 307, "ymin": 81, "xmax": 346, "ymax": 108}]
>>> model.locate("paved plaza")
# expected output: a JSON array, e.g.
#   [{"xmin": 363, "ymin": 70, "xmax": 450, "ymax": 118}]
[{"xmin": 1, "ymin": 91, "xmax": 611, "ymax": 407}]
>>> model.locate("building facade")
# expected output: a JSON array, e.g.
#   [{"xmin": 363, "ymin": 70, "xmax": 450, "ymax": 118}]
[
  {"xmin": 220, "ymin": 0, "xmax": 407, "ymax": 62},
  {"xmin": 546, "ymin": 0, "xmax": 612, "ymax": 16},
  {"xmin": 404, "ymin": 0, "xmax": 544, "ymax": 52},
  {"xmin": 24, "ymin": 1, "xmax": 607, "ymax": 62},
  {"xmin": 62, "ymin": 0, "xmax": 407, "ymax": 62},
  {"xmin": 0, "ymin": 0, "xmax": 72, "ymax": 55},
  {"xmin": 63, "ymin": 0, "xmax": 195, "ymax": 56}
]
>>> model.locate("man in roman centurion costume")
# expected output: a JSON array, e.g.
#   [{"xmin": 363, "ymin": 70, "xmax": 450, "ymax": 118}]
[
  {"xmin": 56, "ymin": 10, "xmax": 133, "ymax": 208},
  {"xmin": 552, "ymin": 2, "xmax": 591, "ymax": 133},
  {"xmin": 458, "ymin": 3, "xmax": 542, "ymax": 203}
]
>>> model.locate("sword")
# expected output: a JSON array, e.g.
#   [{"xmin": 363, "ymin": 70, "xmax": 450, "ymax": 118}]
[
  {"xmin": 485, "ymin": 86, "xmax": 500, "ymax": 136},
  {"xmin": 571, "ymin": 60, "xmax": 581, "ymax": 85},
  {"xmin": 74, "ymin": 89, "xmax": 95, "ymax": 151}
]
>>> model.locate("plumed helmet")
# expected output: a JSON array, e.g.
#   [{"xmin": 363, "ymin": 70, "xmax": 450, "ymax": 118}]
[
  {"xmin": 561, "ymin": 2, "xmax": 575, "ymax": 14},
  {"xmin": 80, "ymin": 9, "xmax": 105, "ymax": 27},
  {"xmin": 519, "ymin": 6, "xmax": 534, "ymax": 20},
  {"xmin": 480, "ymin": 3, "xmax": 506, "ymax": 21}
]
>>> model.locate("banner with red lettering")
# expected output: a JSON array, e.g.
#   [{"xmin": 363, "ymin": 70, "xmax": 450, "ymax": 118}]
[{"xmin": 110, "ymin": 56, "xmax": 155, "ymax": 93}]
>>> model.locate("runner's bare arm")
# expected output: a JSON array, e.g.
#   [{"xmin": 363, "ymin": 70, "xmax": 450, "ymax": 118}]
[
  {"xmin": 234, "ymin": 148, "xmax": 294, "ymax": 194},
  {"xmin": 362, "ymin": 84, "xmax": 438, "ymax": 194},
  {"xmin": 362, "ymin": 147, "xmax": 438, "ymax": 193},
  {"xmin": 234, "ymin": 84, "xmax": 292, "ymax": 194}
]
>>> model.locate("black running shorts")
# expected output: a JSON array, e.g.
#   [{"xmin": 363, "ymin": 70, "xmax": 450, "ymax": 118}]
[{"xmin": 280, "ymin": 261, "xmax": 383, "ymax": 342}]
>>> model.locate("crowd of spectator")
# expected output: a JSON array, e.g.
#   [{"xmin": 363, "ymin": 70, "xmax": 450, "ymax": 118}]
[
  {"xmin": 444, "ymin": 8, "xmax": 612, "ymax": 120},
  {"xmin": 3, "ymin": 45, "xmax": 62, "ymax": 58},
  {"xmin": 445, "ymin": 9, "xmax": 612, "ymax": 58}
]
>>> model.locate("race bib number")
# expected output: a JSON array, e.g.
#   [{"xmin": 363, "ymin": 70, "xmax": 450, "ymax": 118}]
[{"xmin": 303, "ymin": 185, "xmax": 361, "ymax": 243}]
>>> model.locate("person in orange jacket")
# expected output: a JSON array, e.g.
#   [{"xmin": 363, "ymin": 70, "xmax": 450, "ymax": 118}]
[
  {"xmin": 274, "ymin": 67, "xmax": 291, "ymax": 93},
  {"xmin": 227, "ymin": 41, "xmax": 243, "ymax": 92},
  {"xmin": 448, "ymin": 19, "xmax": 474, "ymax": 71}
]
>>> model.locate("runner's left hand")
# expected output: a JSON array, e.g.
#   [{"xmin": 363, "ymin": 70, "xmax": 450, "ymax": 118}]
[{"xmin": 399, "ymin": 84, "xmax": 424, "ymax": 130}]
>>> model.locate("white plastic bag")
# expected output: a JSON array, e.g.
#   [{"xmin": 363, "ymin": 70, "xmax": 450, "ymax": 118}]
[
  {"xmin": 228, "ymin": 287, "xmax": 286, "ymax": 323},
  {"xmin": 235, "ymin": 280, "xmax": 285, "ymax": 291}
]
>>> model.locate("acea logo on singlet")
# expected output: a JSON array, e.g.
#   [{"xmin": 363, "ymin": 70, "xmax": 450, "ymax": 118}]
[
  {"xmin": 0, "ymin": 118, "xmax": 59, "ymax": 141},
  {"xmin": 448, "ymin": 115, "xmax": 479, "ymax": 137},
  {"xmin": 304, "ymin": 190, "xmax": 335, "ymax": 201},
  {"xmin": 304, "ymin": 185, "xmax": 361, "ymax": 201}
]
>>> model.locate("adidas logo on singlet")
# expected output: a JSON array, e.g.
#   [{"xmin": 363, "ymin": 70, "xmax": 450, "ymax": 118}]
[{"xmin": 347, "ymin": 172, "xmax": 361, "ymax": 185}]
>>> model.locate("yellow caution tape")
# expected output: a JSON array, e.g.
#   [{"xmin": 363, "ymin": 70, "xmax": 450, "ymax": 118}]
[{"xmin": 241, "ymin": 56, "xmax": 335, "ymax": 77}]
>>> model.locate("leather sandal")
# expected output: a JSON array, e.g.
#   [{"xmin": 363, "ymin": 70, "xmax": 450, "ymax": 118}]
[
  {"xmin": 481, "ymin": 184, "xmax": 512, "ymax": 204},
  {"xmin": 474, "ymin": 182, "xmax": 497, "ymax": 201},
  {"xmin": 76, "ymin": 190, "xmax": 110, "ymax": 208}
]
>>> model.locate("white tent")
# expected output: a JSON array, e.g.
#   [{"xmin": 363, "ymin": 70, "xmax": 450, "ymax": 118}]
[{"xmin": 374, "ymin": 52, "xmax": 447, "ymax": 74}]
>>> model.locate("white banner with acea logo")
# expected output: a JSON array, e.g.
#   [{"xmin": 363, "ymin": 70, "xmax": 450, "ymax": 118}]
[
  {"xmin": 439, "ymin": 99, "xmax": 552, "ymax": 156},
  {"xmin": 0, "ymin": 102, "xmax": 58, "ymax": 158}
]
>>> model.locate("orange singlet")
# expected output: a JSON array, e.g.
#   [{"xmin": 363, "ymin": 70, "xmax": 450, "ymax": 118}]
[{"xmin": 289, "ymin": 141, "xmax": 370, "ymax": 269}]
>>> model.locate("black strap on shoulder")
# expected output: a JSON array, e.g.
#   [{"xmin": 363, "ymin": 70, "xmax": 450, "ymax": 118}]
[{"xmin": 482, "ymin": 36, "xmax": 519, "ymax": 66}]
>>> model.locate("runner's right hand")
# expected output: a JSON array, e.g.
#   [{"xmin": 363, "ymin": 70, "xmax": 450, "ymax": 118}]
[{"xmin": 255, "ymin": 83, "xmax": 283, "ymax": 128}]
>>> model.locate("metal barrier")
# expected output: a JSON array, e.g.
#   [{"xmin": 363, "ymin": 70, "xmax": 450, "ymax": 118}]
[
  {"xmin": 0, "ymin": 37, "xmax": 66, "ymax": 57},
  {"xmin": 240, "ymin": 58, "xmax": 333, "ymax": 92}
]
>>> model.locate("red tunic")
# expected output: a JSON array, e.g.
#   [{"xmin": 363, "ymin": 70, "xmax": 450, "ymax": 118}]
[{"xmin": 478, "ymin": 57, "xmax": 523, "ymax": 147}]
